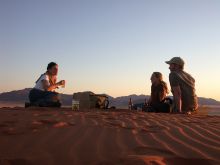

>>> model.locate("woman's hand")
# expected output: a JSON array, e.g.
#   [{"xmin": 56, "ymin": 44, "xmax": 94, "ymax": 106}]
[{"xmin": 57, "ymin": 80, "xmax": 65, "ymax": 87}]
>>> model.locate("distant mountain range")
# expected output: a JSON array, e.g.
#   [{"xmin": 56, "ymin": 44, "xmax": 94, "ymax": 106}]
[
  {"xmin": 0, "ymin": 88, "xmax": 73, "ymax": 107},
  {"xmin": 0, "ymin": 88, "xmax": 220, "ymax": 108}
]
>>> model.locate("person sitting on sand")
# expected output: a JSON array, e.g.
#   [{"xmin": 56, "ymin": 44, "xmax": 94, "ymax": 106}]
[
  {"xmin": 165, "ymin": 57, "xmax": 198, "ymax": 114},
  {"xmin": 27, "ymin": 62, "xmax": 65, "ymax": 107},
  {"xmin": 146, "ymin": 72, "xmax": 171, "ymax": 113}
]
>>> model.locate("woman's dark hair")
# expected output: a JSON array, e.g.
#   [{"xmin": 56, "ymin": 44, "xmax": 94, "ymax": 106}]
[
  {"xmin": 152, "ymin": 72, "xmax": 169, "ymax": 94},
  {"xmin": 152, "ymin": 72, "xmax": 163, "ymax": 81},
  {"xmin": 47, "ymin": 62, "xmax": 57, "ymax": 71}
]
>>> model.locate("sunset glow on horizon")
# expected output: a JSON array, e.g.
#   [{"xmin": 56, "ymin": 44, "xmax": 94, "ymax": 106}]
[{"xmin": 1, "ymin": 0, "xmax": 220, "ymax": 101}]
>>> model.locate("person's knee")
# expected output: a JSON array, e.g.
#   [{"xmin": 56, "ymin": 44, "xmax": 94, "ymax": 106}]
[
  {"xmin": 29, "ymin": 89, "xmax": 40, "ymax": 102},
  {"xmin": 51, "ymin": 93, "xmax": 60, "ymax": 102}
]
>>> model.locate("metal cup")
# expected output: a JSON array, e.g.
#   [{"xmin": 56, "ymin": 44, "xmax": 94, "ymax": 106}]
[
  {"xmin": 72, "ymin": 100, "xmax": 80, "ymax": 110},
  {"xmin": 61, "ymin": 80, "xmax": 65, "ymax": 88}
]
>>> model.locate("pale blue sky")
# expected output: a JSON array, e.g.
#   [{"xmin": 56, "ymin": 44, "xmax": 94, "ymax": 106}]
[{"xmin": 1, "ymin": 0, "xmax": 220, "ymax": 100}]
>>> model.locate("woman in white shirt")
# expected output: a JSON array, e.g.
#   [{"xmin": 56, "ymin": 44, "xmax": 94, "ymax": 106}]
[{"xmin": 28, "ymin": 62, "xmax": 65, "ymax": 107}]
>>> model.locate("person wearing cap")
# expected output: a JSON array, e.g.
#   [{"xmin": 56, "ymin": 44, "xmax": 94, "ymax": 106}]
[{"xmin": 165, "ymin": 57, "xmax": 198, "ymax": 114}]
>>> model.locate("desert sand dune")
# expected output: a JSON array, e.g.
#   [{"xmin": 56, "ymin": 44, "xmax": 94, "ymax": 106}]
[{"xmin": 0, "ymin": 108, "xmax": 219, "ymax": 165}]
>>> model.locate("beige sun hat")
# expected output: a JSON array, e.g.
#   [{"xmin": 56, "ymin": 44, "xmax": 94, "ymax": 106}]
[{"xmin": 165, "ymin": 57, "xmax": 185, "ymax": 66}]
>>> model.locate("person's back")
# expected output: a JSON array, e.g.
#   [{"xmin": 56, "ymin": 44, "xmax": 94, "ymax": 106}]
[
  {"xmin": 150, "ymin": 81, "xmax": 167, "ymax": 105},
  {"xmin": 169, "ymin": 71, "xmax": 198, "ymax": 112},
  {"xmin": 147, "ymin": 72, "xmax": 171, "ymax": 113},
  {"xmin": 166, "ymin": 57, "xmax": 198, "ymax": 113}
]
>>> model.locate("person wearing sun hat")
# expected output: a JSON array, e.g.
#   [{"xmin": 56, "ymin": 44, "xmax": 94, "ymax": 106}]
[{"xmin": 165, "ymin": 57, "xmax": 198, "ymax": 114}]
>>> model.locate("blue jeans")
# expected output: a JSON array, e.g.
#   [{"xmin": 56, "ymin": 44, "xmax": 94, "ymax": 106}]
[{"xmin": 29, "ymin": 88, "xmax": 61, "ymax": 107}]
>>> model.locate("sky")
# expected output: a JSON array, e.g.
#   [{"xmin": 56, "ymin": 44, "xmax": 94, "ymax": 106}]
[{"xmin": 1, "ymin": 0, "xmax": 220, "ymax": 100}]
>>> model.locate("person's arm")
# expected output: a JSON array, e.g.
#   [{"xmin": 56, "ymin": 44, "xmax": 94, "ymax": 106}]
[
  {"xmin": 172, "ymin": 86, "xmax": 182, "ymax": 113},
  {"xmin": 169, "ymin": 72, "xmax": 183, "ymax": 113},
  {"xmin": 42, "ymin": 80, "xmax": 64, "ymax": 91}
]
